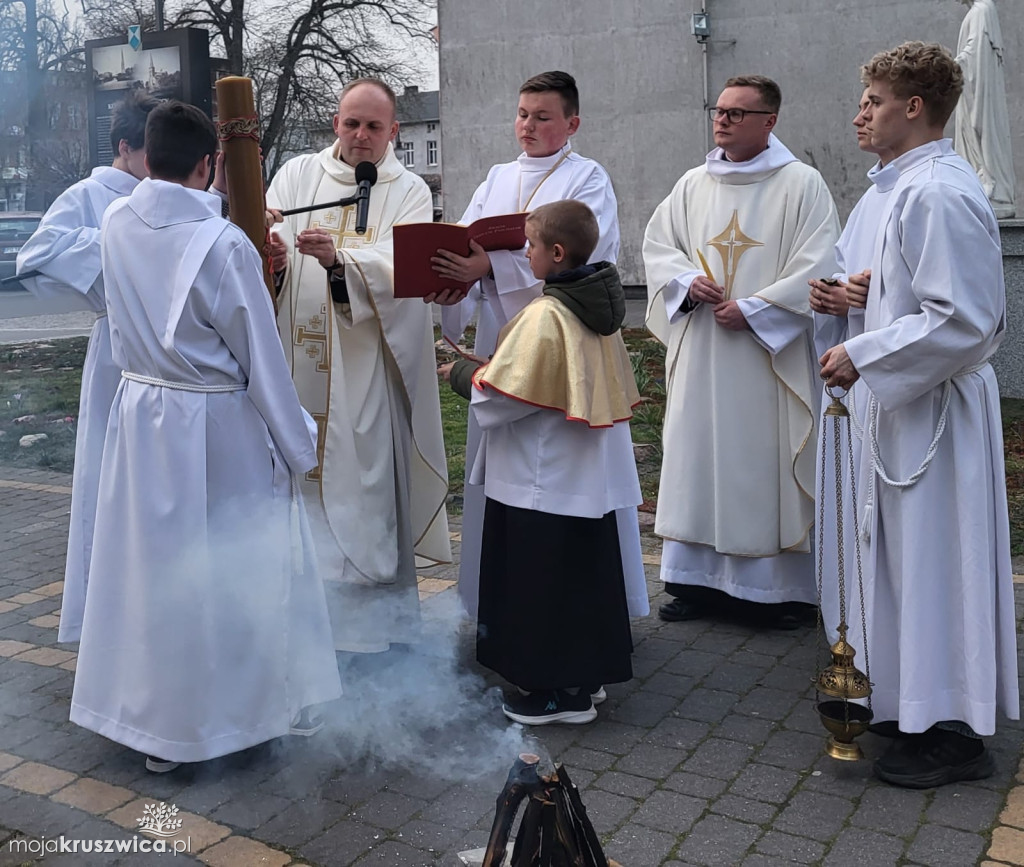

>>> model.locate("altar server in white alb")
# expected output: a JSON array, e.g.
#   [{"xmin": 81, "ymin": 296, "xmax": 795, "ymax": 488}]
[
  {"xmin": 16, "ymin": 90, "xmax": 158, "ymax": 644},
  {"xmin": 71, "ymin": 101, "xmax": 341, "ymax": 773},
  {"xmin": 643, "ymin": 75, "xmax": 839, "ymax": 629},
  {"xmin": 807, "ymin": 89, "xmax": 897, "ymax": 646},
  {"xmin": 429, "ymin": 71, "xmax": 646, "ymax": 622},
  {"xmin": 266, "ymin": 79, "xmax": 450, "ymax": 654},
  {"xmin": 821, "ymin": 42, "xmax": 1018, "ymax": 788}
]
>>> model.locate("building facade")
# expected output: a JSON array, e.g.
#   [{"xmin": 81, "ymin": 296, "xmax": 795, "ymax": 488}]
[
  {"xmin": 438, "ymin": 0, "xmax": 1023, "ymax": 285},
  {"xmin": 395, "ymin": 86, "xmax": 443, "ymax": 219}
]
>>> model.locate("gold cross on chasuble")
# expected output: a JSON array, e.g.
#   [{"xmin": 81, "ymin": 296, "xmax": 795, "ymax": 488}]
[
  {"xmin": 708, "ymin": 209, "xmax": 764, "ymax": 300},
  {"xmin": 292, "ymin": 303, "xmax": 330, "ymax": 483},
  {"xmin": 313, "ymin": 204, "xmax": 376, "ymax": 249}
]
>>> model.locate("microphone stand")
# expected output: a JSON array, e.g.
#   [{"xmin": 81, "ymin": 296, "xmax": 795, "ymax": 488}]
[{"xmin": 278, "ymin": 194, "xmax": 361, "ymax": 219}]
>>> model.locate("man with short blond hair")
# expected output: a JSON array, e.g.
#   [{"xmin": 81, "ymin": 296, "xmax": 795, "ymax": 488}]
[
  {"xmin": 820, "ymin": 41, "xmax": 1018, "ymax": 787},
  {"xmin": 644, "ymin": 74, "xmax": 839, "ymax": 629},
  {"xmin": 266, "ymin": 78, "xmax": 450, "ymax": 655}
]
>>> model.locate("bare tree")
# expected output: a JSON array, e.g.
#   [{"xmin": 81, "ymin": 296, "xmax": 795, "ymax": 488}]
[{"xmin": 81, "ymin": 0, "xmax": 436, "ymax": 174}]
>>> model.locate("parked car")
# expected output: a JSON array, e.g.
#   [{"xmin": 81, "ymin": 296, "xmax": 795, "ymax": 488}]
[{"xmin": 0, "ymin": 212, "xmax": 42, "ymax": 291}]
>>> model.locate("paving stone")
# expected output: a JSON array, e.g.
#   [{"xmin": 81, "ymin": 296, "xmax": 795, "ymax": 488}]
[
  {"xmin": 702, "ymin": 661, "xmax": 766, "ymax": 695},
  {"xmin": 641, "ymin": 671, "xmax": 697, "ymax": 698},
  {"xmin": 352, "ymin": 839, "xmax": 441, "ymax": 866},
  {"xmin": 603, "ymin": 826, "xmax": 677, "ymax": 867},
  {"xmin": 634, "ymin": 636, "xmax": 694, "ymax": 662},
  {"xmin": 850, "ymin": 785, "xmax": 927, "ymax": 837},
  {"xmin": 558, "ymin": 747, "xmax": 616, "ymax": 773},
  {"xmin": 591, "ymin": 771, "xmax": 657, "ymax": 799},
  {"xmin": 676, "ymin": 689, "xmax": 740, "ymax": 724},
  {"xmin": 801, "ymin": 754, "xmax": 877, "ymax": 799},
  {"xmin": 0, "ymin": 753, "xmax": 22, "ymax": 773},
  {"xmin": 250, "ymin": 800, "xmax": 339, "ymax": 849},
  {"xmin": 684, "ymin": 738, "xmax": 757, "ymax": 780},
  {"xmin": 735, "ymin": 687, "xmax": 800, "ymax": 722},
  {"xmin": 774, "ymin": 790, "xmax": 855, "ymax": 842},
  {"xmin": 988, "ymin": 826, "xmax": 1024, "ymax": 865},
  {"xmin": 52, "ymin": 777, "xmax": 136, "ymax": 814},
  {"xmin": 577, "ymin": 788, "xmax": 637, "ymax": 835},
  {"xmin": 755, "ymin": 829, "xmax": 827, "ymax": 863},
  {"xmin": 925, "ymin": 785, "xmax": 1005, "ymax": 832},
  {"xmin": 713, "ymin": 715, "xmax": 777, "ymax": 746},
  {"xmin": 663, "ymin": 771, "xmax": 730, "ymax": 800},
  {"xmin": 1000, "ymin": 787, "xmax": 1024, "ymax": 830},
  {"xmin": 711, "ymin": 793, "xmax": 778, "ymax": 825},
  {"xmin": 607, "ymin": 690, "xmax": 680, "ymax": 727},
  {"xmin": 0, "ymin": 760, "xmax": 75, "ymax": 795},
  {"xmin": 630, "ymin": 788, "xmax": 705, "ymax": 834},
  {"xmin": 824, "ymin": 827, "xmax": 906, "ymax": 866},
  {"xmin": 904, "ymin": 823, "xmax": 986, "ymax": 867},
  {"xmin": 353, "ymin": 790, "xmax": 426, "ymax": 830},
  {"xmin": 675, "ymin": 813, "xmax": 761, "ymax": 866},
  {"xmin": 756, "ymin": 729, "xmax": 828, "ymax": 771},
  {"xmin": 394, "ymin": 818, "xmax": 467, "ymax": 854},
  {"xmin": 662, "ymin": 650, "xmax": 723, "ymax": 679},
  {"xmin": 417, "ymin": 784, "xmax": 493, "ymax": 830},
  {"xmin": 299, "ymin": 820, "xmax": 386, "ymax": 867},
  {"xmin": 571, "ymin": 721, "xmax": 646, "ymax": 756},
  {"xmin": 208, "ymin": 793, "xmax": 292, "ymax": 831},
  {"xmin": 197, "ymin": 836, "xmax": 291, "ymax": 867},
  {"xmin": 645, "ymin": 717, "xmax": 710, "ymax": 751},
  {"xmin": 730, "ymin": 763, "xmax": 802, "ymax": 804},
  {"xmin": 611, "ymin": 743, "xmax": 688, "ymax": 781}
]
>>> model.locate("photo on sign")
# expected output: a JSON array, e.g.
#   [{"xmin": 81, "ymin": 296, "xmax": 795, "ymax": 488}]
[{"xmin": 91, "ymin": 44, "xmax": 182, "ymax": 99}]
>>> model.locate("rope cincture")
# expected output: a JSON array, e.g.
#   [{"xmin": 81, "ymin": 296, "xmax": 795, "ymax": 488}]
[
  {"xmin": 857, "ymin": 362, "xmax": 987, "ymax": 542},
  {"xmin": 121, "ymin": 371, "xmax": 247, "ymax": 393}
]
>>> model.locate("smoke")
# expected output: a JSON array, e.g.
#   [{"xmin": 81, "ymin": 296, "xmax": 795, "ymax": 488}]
[{"xmin": 315, "ymin": 589, "xmax": 542, "ymax": 781}]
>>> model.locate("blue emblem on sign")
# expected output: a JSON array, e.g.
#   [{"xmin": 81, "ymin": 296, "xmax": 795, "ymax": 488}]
[{"xmin": 128, "ymin": 25, "xmax": 142, "ymax": 51}]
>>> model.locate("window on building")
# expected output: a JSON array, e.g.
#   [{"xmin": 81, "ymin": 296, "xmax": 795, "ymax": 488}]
[
  {"xmin": 403, "ymin": 142, "xmax": 415, "ymax": 167},
  {"xmin": 427, "ymin": 140, "xmax": 438, "ymax": 166},
  {"xmin": 427, "ymin": 123, "xmax": 436, "ymax": 133}
]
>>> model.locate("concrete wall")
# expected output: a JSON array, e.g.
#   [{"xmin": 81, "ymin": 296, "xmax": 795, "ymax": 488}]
[{"xmin": 438, "ymin": 0, "xmax": 1023, "ymax": 288}]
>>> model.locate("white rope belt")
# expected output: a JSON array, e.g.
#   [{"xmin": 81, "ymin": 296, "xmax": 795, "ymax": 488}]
[
  {"xmin": 94, "ymin": 310, "xmax": 107, "ymax": 319},
  {"xmin": 121, "ymin": 371, "xmax": 246, "ymax": 393},
  {"xmin": 860, "ymin": 361, "xmax": 989, "ymax": 540}
]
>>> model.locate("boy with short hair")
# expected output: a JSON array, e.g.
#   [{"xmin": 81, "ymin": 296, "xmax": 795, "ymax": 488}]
[
  {"xmin": 441, "ymin": 199, "xmax": 642, "ymax": 725},
  {"xmin": 71, "ymin": 100, "xmax": 340, "ymax": 771},
  {"xmin": 17, "ymin": 89, "xmax": 158, "ymax": 644}
]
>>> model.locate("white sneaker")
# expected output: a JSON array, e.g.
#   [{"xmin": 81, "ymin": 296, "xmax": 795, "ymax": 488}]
[
  {"xmin": 145, "ymin": 756, "xmax": 181, "ymax": 773},
  {"xmin": 590, "ymin": 686, "xmax": 607, "ymax": 705},
  {"xmin": 290, "ymin": 709, "xmax": 324, "ymax": 737}
]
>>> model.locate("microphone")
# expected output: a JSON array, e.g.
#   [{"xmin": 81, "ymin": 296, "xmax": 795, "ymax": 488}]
[{"xmin": 354, "ymin": 161, "xmax": 377, "ymax": 235}]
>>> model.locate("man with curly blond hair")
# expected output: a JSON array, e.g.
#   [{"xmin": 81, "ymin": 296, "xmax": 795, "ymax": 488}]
[{"xmin": 820, "ymin": 41, "xmax": 1018, "ymax": 788}]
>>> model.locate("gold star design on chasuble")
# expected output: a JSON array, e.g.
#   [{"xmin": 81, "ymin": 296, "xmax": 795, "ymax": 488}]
[{"xmin": 707, "ymin": 209, "xmax": 764, "ymax": 300}]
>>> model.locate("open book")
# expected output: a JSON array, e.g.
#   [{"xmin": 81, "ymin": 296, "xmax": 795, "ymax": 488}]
[{"xmin": 393, "ymin": 213, "xmax": 528, "ymax": 299}]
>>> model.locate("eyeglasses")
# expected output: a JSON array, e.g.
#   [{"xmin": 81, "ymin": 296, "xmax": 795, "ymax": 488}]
[{"xmin": 708, "ymin": 107, "xmax": 775, "ymax": 123}]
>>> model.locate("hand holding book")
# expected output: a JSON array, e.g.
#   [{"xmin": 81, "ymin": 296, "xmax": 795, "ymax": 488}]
[{"xmin": 393, "ymin": 212, "xmax": 527, "ymax": 299}]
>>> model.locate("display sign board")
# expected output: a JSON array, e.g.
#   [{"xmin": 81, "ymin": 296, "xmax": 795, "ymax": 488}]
[{"xmin": 85, "ymin": 28, "xmax": 210, "ymax": 167}]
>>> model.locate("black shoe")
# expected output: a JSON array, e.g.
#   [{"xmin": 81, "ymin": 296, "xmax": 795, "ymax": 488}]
[
  {"xmin": 873, "ymin": 728, "xmax": 994, "ymax": 788},
  {"xmin": 658, "ymin": 598, "xmax": 706, "ymax": 622},
  {"xmin": 868, "ymin": 720, "xmax": 909, "ymax": 739},
  {"xmin": 502, "ymin": 689, "xmax": 597, "ymax": 726}
]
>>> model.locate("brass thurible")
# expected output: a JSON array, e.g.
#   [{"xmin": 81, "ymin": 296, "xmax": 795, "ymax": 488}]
[{"xmin": 814, "ymin": 385, "xmax": 872, "ymax": 761}]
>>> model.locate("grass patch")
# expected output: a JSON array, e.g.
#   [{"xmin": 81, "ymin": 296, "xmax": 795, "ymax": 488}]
[
  {"xmin": 4, "ymin": 333, "xmax": 1022, "ymax": 556},
  {"xmin": 0, "ymin": 338, "xmax": 86, "ymax": 473}
]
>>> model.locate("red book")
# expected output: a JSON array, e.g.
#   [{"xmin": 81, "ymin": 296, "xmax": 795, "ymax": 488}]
[{"xmin": 393, "ymin": 213, "xmax": 528, "ymax": 299}]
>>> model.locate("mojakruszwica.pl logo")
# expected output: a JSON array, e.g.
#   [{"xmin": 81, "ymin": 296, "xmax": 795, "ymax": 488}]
[{"xmin": 7, "ymin": 801, "xmax": 192, "ymax": 856}]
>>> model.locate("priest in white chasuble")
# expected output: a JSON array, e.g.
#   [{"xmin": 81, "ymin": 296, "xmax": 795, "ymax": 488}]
[
  {"xmin": 643, "ymin": 75, "xmax": 839, "ymax": 629},
  {"xmin": 429, "ymin": 71, "xmax": 646, "ymax": 622},
  {"xmin": 266, "ymin": 79, "xmax": 450, "ymax": 653},
  {"xmin": 821, "ymin": 43, "xmax": 1018, "ymax": 788}
]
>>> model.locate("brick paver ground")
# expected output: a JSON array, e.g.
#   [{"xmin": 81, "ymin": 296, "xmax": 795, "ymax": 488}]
[{"xmin": 2, "ymin": 463, "xmax": 1024, "ymax": 866}]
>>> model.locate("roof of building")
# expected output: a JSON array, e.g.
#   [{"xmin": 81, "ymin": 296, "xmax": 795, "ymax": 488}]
[{"xmin": 396, "ymin": 88, "xmax": 439, "ymax": 125}]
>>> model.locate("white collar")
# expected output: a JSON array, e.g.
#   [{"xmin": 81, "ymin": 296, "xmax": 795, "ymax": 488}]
[
  {"xmin": 705, "ymin": 134, "xmax": 799, "ymax": 183},
  {"xmin": 517, "ymin": 142, "xmax": 573, "ymax": 172}
]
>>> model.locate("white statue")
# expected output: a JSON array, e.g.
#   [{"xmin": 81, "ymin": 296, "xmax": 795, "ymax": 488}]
[{"xmin": 954, "ymin": 0, "xmax": 1016, "ymax": 218}]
